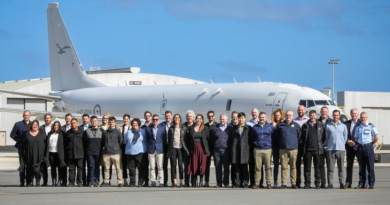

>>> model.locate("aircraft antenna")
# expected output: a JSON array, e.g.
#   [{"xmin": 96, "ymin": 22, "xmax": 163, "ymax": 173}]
[
  {"xmin": 210, "ymin": 79, "xmax": 214, "ymax": 84},
  {"xmin": 257, "ymin": 76, "xmax": 261, "ymax": 83},
  {"xmin": 233, "ymin": 78, "xmax": 237, "ymax": 84}
]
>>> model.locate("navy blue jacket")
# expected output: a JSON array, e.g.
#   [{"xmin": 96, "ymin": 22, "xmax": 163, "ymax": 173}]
[
  {"xmin": 276, "ymin": 120, "xmax": 301, "ymax": 149},
  {"xmin": 210, "ymin": 124, "xmax": 233, "ymax": 151},
  {"xmin": 10, "ymin": 120, "xmax": 30, "ymax": 148},
  {"xmin": 252, "ymin": 122, "xmax": 275, "ymax": 150},
  {"xmin": 146, "ymin": 123, "xmax": 167, "ymax": 154}
]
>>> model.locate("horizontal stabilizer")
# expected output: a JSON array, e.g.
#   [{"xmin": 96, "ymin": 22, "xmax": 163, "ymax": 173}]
[{"xmin": 0, "ymin": 89, "xmax": 61, "ymax": 101}]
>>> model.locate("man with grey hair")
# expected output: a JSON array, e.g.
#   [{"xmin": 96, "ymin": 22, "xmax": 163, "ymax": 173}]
[
  {"xmin": 210, "ymin": 113, "xmax": 232, "ymax": 188},
  {"xmin": 10, "ymin": 110, "xmax": 31, "ymax": 187},
  {"xmin": 246, "ymin": 108, "xmax": 259, "ymax": 127},
  {"xmin": 276, "ymin": 110, "xmax": 301, "ymax": 189},
  {"xmin": 183, "ymin": 110, "xmax": 195, "ymax": 187},
  {"xmin": 344, "ymin": 108, "xmax": 361, "ymax": 189},
  {"xmin": 354, "ymin": 112, "xmax": 378, "ymax": 189},
  {"xmin": 246, "ymin": 108, "xmax": 260, "ymax": 187},
  {"xmin": 230, "ymin": 111, "xmax": 238, "ymax": 126}
]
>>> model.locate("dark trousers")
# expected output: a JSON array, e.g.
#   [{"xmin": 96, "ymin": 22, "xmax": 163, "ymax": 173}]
[
  {"xmin": 357, "ymin": 144, "xmax": 375, "ymax": 187},
  {"xmin": 170, "ymin": 148, "xmax": 184, "ymax": 181},
  {"xmin": 205, "ymin": 154, "xmax": 212, "ymax": 183},
  {"xmin": 234, "ymin": 163, "xmax": 249, "ymax": 186},
  {"xmin": 272, "ymin": 147, "xmax": 280, "ymax": 185},
  {"xmin": 86, "ymin": 154, "xmax": 101, "ymax": 183},
  {"xmin": 26, "ymin": 163, "xmax": 41, "ymax": 185},
  {"xmin": 127, "ymin": 153, "xmax": 148, "ymax": 185},
  {"xmin": 213, "ymin": 149, "xmax": 230, "ymax": 185},
  {"xmin": 163, "ymin": 150, "xmax": 169, "ymax": 185},
  {"xmin": 346, "ymin": 146, "xmax": 359, "ymax": 185},
  {"xmin": 183, "ymin": 150, "xmax": 190, "ymax": 185},
  {"xmin": 40, "ymin": 162, "xmax": 48, "ymax": 184},
  {"xmin": 319, "ymin": 154, "xmax": 326, "ymax": 185},
  {"xmin": 17, "ymin": 148, "xmax": 26, "ymax": 184},
  {"xmin": 303, "ymin": 151, "xmax": 321, "ymax": 186},
  {"xmin": 48, "ymin": 152, "xmax": 65, "ymax": 183},
  {"xmin": 122, "ymin": 146, "xmax": 128, "ymax": 179},
  {"xmin": 296, "ymin": 145, "xmax": 304, "ymax": 186},
  {"xmin": 231, "ymin": 164, "xmax": 235, "ymax": 186},
  {"xmin": 69, "ymin": 158, "xmax": 83, "ymax": 184},
  {"xmin": 249, "ymin": 162, "xmax": 255, "ymax": 186}
]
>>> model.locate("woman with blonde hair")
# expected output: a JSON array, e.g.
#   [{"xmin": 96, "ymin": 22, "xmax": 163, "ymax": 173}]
[{"xmin": 271, "ymin": 109, "xmax": 285, "ymax": 188}]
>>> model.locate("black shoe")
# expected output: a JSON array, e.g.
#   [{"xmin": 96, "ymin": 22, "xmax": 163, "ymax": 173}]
[
  {"xmin": 67, "ymin": 183, "xmax": 75, "ymax": 187},
  {"xmin": 297, "ymin": 185, "xmax": 301, "ymax": 189},
  {"xmin": 150, "ymin": 182, "xmax": 156, "ymax": 187},
  {"xmin": 231, "ymin": 185, "xmax": 238, "ymax": 188},
  {"xmin": 340, "ymin": 184, "xmax": 346, "ymax": 189},
  {"xmin": 291, "ymin": 185, "xmax": 297, "ymax": 189},
  {"xmin": 118, "ymin": 184, "xmax": 123, "ymax": 187},
  {"xmin": 77, "ymin": 183, "xmax": 83, "ymax": 187},
  {"xmin": 129, "ymin": 183, "xmax": 135, "ymax": 187},
  {"xmin": 184, "ymin": 183, "xmax": 190, "ymax": 188},
  {"xmin": 260, "ymin": 184, "xmax": 265, "ymax": 188},
  {"xmin": 142, "ymin": 182, "xmax": 149, "ymax": 187},
  {"xmin": 203, "ymin": 182, "xmax": 209, "ymax": 187},
  {"xmin": 315, "ymin": 184, "xmax": 320, "ymax": 189},
  {"xmin": 42, "ymin": 182, "xmax": 48, "ymax": 187},
  {"xmin": 304, "ymin": 185, "xmax": 310, "ymax": 189},
  {"xmin": 280, "ymin": 185, "xmax": 287, "ymax": 189},
  {"xmin": 369, "ymin": 186, "xmax": 374, "ymax": 189},
  {"xmin": 354, "ymin": 184, "xmax": 365, "ymax": 189},
  {"xmin": 321, "ymin": 184, "xmax": 326, "ymax": 189},
  {"xmin": 27, "ymin": 183, "xmax": 33, "ymax": 187},
  {"xmin": 344, "ymin": 182, "xmax": 351, "ymax": 189},
  {"xmin": 20, "ymin": 183, "xmax": 25, "ymax": 187},
  {"xmin": 164, "ymin": 183, "xmax": 168, "ymax": 187},
  {"xmin": 172, "ymin": 184, "xmax": 177, "ymax": 188},
  {"xmin": 159, "ymin": 184, "xmax": 164, "ymax": 188},
  {"xmin": 326, "ymin": 185, "xmax": 334, "ymax": 189},
  {"xmin": 88, "ymin": 182, "xmax": 94, "ymax": 187},
  {"xmin": 52, "ymin": 180, "xmax": 57, "ymax": 187}
]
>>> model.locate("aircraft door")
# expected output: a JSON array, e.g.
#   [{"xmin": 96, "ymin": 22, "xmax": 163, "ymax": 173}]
[{"xmin": 273, "ymin": 92, "xmax": 287, "ymax": 111}]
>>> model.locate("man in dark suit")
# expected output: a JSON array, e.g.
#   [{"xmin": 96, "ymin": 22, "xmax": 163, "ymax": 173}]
[
  {"xmin": 318, "ymin": 106, "xmax": 332, "ymax": 188},
  {"xmin": 39, "ymin": 113, "xmax": 53, "ymax": 186},
  {"xmin": 204, "ymin": 111, "xmax": 218, "ymax": 187},
  {"xmin": 344, "ymin": 108, "xmax": 361, "ymax": 188},
  {"xmin": 10, "ymin": 110, "xmax": 31, "ymax": 187},
  {"xmin": 145, "ymin": 114, "xmax": 166, "ymax": 187},
  {"xmin": 79, "ymin": 114, "xmax": 91, "ymax": 186},
  {"xmin": 60, "ymin": 113, "xmax": 72, "ymax": 186}
]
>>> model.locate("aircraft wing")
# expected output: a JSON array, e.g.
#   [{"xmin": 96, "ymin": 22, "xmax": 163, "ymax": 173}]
[{"xmin": 0, "ymin": 89, "xmax": 61, "ymax": 101}]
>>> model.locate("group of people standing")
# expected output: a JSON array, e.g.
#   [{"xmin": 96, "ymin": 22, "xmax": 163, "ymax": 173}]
[{"xmin": 10, "ymin": 106, "xmax": 378, "ymax": 189}]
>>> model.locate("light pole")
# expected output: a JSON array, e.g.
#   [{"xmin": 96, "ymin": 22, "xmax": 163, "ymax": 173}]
[{"xmin": 328, "ymin": 57, "xmax": 339, "ymax": 102}]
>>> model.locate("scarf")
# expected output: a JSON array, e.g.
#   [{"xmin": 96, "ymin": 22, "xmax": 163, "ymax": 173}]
[{"xmin": 132, "ymin": 130, "xmax": 140, "ymax": 144}]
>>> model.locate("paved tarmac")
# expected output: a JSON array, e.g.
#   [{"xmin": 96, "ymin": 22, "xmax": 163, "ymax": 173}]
[{"xmin": 0, "ymin": 166, "xmax": 389, "ymax": 205}]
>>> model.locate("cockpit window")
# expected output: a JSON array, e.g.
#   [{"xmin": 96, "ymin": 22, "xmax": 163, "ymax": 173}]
[
  {"xmin": 328, "ymin": 100, "xmax": 336, "ymax": 106},
  {"xmin": 315, "ymin": 100, "xmax": 329, "ymax": 105},
  {"xmin": 299, "ymin": 100, "xmax": 306, "ymax": 107},
  {"xmin": 308, "ymin": 100, "xmax": 315, "ymax": 107}
]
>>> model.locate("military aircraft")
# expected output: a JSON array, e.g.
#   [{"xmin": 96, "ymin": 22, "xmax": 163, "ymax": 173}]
[{"xmin": 0, "ymin": 2, "xmax": 348, "ymax": 122}]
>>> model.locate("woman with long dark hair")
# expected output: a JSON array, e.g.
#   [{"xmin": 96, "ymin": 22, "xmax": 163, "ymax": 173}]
[
  {"xmin": 23, "ymin": 120, "xmax": 46, "ymax": 187},
  {"xmin": 167, "ymin": 114, "xmax": 189, "ymax": 187},
  {"xmin": 186, "ymin": 114, "xmax": 210, "ymax": 187},
  {"xmin": 46, "ymin": 121, "xmax": 66, "ymax": 186}
]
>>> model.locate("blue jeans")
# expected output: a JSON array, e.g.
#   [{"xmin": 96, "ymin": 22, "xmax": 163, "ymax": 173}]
[
  {"xmin": 86, "ymin": 154, "xmax": 101, "ymax": 183},
  {"xmin": 213, "ymin": 149, "xmax": 230, "ymax": 185}
]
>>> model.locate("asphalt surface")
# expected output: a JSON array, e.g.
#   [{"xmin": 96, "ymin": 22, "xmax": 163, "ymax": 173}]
[{"xmin": 0, "ymin": 167, "xmax": 389, "ymax": 205}]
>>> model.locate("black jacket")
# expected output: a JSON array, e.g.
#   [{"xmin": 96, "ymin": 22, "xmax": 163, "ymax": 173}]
[
  {"xmin": 103, "ymin": 127, "xmax": 123, "ymax": 155},
  {"xmin": 228, "ymin": 125, "xmax": 253, "ymax": 164},
  {"xmin": 185, "ymin": 126, "xmax": 210, "ymax": 155},
  {"xmin": 46, "ymin": 131, "xmax": 66, "ymax": 167},
  {"xmin": 300, "ymin": 121, "xmax": 326, "ymax": 155},
  {"xmin": 65, "ymin": 128, "xmax": 84, "ymax": 159},
  {"xmin": 344, "ymin": 119, "xmax": 361, "ymax": 150},
  {"xmin": 167, "ymin": 125, "xmax": 189, "ymax": 157},
  {"xmin": 205, "ymin": 122, "xmax": 219, "ymax": 152}
]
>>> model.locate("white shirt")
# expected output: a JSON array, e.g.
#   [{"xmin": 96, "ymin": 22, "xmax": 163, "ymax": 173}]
[
  {"xmin": 124, "ymin": 125, "xmax": 129, "ymax": 134},
  {"xmin": 351, "ymin": 120, "xmax": 358, "ymax": 134},
  {"xmin": 65, "ymin": 125, "xmax": 71, "ymax": 132},
  {"xmin": 293, "ymin": 116, "xmax": 309, "ymax": 127},
  {"xmin": 49, "ymin": 133, "xmax": 59, "ymax": 153},
  {"xmin": 44, "ymin": 124, "xmax": 52, "ymax": 135}
]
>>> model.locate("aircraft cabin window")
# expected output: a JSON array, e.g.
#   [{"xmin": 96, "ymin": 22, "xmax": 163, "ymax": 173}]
[
  {"xmin": 226, "ymin": 99, "xmax": 232, "ymax": 111},
  {"xmin": 299, "ymin": 100, "xmax": 307, "ymax": 107},
  {"xmin": 315, "ymin": 100, "xmax": 328, "ymax": 105},
  {"xmin": 268, "ymin": 92, "xmax": 276, "ymax": 96},
  {"xmin": 308, "ymin": 100, "xmax": 315, "ymax": 107}
]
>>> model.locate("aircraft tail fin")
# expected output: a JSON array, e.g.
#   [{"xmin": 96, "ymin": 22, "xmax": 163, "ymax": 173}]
[{"xmin": 47, "ymin": 2, "xmax": 105, "ymax": 91}]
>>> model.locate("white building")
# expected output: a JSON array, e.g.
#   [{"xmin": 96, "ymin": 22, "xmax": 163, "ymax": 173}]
[
  {"xmin": 0, "ymin": 68, "xmax": 204, "ymax": 146},
  {"xmin": 337, "ymin": 91, "xmax": 390, "ymax": 144}
]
